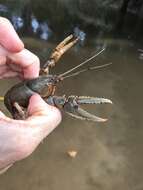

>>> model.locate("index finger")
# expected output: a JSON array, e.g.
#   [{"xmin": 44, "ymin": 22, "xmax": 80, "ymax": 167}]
[
  {"xmin": 7, "ymin": 49, "xmax": 40, "ymax": 79},
  {"xmin": 0, "ymin": 17, "xmax": 24, "ymax": 52}
]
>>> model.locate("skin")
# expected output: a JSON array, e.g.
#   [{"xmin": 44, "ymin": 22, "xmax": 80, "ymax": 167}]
[{"xmin": 0, "ymin": 17, "xmax": 61, "ymax": 172}]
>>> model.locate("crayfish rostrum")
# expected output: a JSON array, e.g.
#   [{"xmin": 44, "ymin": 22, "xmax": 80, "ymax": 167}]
[{"xmin": 4, "ymin": 35, "xmax": 112, "ymax": 122}]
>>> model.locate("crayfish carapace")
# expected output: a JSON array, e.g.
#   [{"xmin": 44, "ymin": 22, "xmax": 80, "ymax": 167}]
[{"xmin": 4, "ymin": 35, "xmax": 112, "ymax": 122}]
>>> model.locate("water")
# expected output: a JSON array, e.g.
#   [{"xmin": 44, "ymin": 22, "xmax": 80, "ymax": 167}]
[{"xmin": 0, "ymin": 37, "xmax": 143, "ymax": 189}]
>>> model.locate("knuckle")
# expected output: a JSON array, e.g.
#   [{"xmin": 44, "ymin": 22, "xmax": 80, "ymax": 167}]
[
  {"xmin": 30, "ymin": 55, "xmax": 40, "ymax": 70},
  {"xmin": 27, "ymin": 51, "xmax": 40, "ymax": 66},
  {"xmin": 22, "ymin": 49, "xmax": 40, "ymax": 68}
]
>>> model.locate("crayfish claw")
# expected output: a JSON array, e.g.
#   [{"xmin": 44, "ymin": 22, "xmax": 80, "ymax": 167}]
[
  {"xmin": 45, "ymin": 95, "xmax": 112, "ymax": 122},
  {"xmin": 63, "ymin": 96, "xmax": 112, "ymax": 122},
  {"xmin": 66, "ymin": 107, "xmax": 108, "ymax": 122},
  {"xmin": 50, "ymin": 34, "xmax": 78, "ymax": 63},
  {"xmin": 76, "ymin": 96, "xmax": 112, "ymax": 105},
  {"xmin": 55, "ymin": 34, "xmax": 75, "ymax": 50},
  {"xmin": 42, "ymin": 34, "xmax": 78, "ymax": 75}
]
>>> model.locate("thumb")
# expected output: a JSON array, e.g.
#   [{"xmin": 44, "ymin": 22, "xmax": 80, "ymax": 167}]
[{"xmin": 26, "ymin": 94, "xmax": 62, "ymax": 138}]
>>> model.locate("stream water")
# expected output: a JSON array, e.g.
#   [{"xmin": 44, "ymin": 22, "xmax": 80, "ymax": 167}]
[{"xmin": 0, "ymin": 36, "xmax": 143, "ymax": 190}]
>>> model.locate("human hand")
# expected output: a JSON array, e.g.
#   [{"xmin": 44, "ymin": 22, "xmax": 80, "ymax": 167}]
[
  {"xmin": 0, "ymin": 17, "xmax": 61, "ymax": 173},
  {"xmin": 0, "ymin": 94, "xmax": 61, "ymax": 173},
  {"xmin": 0, "ymin": 17, "xmax": 40, "ymax": 79}
]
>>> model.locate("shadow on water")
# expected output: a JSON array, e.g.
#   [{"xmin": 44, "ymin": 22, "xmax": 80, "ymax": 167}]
[{"xmin": 0, "ymin": 36, "xmax": 143, "ymax": 190}]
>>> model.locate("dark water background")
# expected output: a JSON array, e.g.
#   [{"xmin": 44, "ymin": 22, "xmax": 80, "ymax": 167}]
[{"xmin": 0, "ymin": 1, "xmax": 143, "ymax": 190}]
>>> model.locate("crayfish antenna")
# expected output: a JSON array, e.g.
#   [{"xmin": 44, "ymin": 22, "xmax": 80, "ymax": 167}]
[
  {"xmin": 59, "ymin": 47, "xmax": 106, "ymax": 78},
  {"xmin": 62, "ymin": 62, "xmax": 112, "ymax": 80}
]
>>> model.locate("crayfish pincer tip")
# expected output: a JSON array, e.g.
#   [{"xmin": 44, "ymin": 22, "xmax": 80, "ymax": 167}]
[
  {"xmin": 108, "ymin": 99, "xmax": 113, "ymax": 104},
  {"xmin": 95, "ymin": 117, "xmax": 108, "ymax": 122},
  {"xmin": 102, "ymin": 118, "xmax": 108, "ymax": 122},
  {"xmin": 102, "ymin": 98, "xmax": 113, "ymax": 104}
]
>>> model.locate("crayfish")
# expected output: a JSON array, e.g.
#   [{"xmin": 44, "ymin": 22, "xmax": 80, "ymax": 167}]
[{"xmin": 4, "ymin": 35, "xmax": 112, "ymax": 122}]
